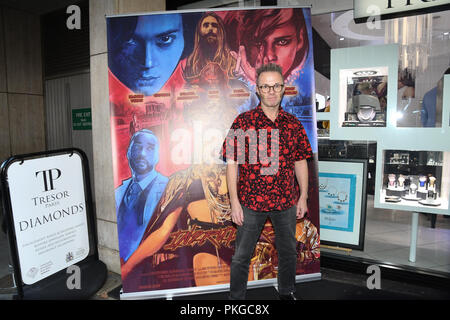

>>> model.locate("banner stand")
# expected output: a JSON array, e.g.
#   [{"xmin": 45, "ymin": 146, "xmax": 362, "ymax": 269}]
[
  {"xmin": 106, "ymin": 7, "xmax": 321, "ymax": 298},
  {"xmin": 0, "ymin": 148, "xmax": 107, "ymax": 300},
  {"xmin": 119, "ymin": 273, "xmax": 321, "ymax": 300}
]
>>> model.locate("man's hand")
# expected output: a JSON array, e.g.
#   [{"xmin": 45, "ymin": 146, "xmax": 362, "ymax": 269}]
[
  {"xmin": 230, "ymin": 199, "xmax": 244, "ymax": 226},
  {"xmin": 296, "ymin": 196, "xmax": 308, "ymax": 219}
]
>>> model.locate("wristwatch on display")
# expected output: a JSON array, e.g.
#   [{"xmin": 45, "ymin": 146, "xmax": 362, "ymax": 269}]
[
  {"xmin": 398, "ymin": 175, "xmax": 405, "ymax": 188},
  {"xmin": 409, "ymin": 183, "xmax": 418, "ymax": 194},
  {"xmin": 353, "ymin": 94, "xmax": 380, "ymax": 122},
  {"xmin": 428, "ymin": 176, "xmax": 436, "ymax": 190},
  {"xmin": 388, "ymin": 174, "xmax": 396, "ymax": 188},
  {"xmin": 419, "ymin": 176, "xmax": 427, "ymax": 188}
]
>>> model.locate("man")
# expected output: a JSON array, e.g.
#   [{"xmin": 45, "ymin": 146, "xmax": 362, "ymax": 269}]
[
  {"xmin": 129, "ymin": 113, "xmax": 141, "ymax": 137},
  {"xmin": 222, "ymin": 63, "xmax": 312, "ymax": 300},
  {"xmin": 115, "ymin": 129, "xmax": 168, "ymax": 263},
  {"xmin": 108, "ymin": 13, "xmax": 185, "ymax": 96},
  {"xmin": 183, "ymin": 12, "xmax": 236, "ymax": 81},
  {"xmin": 421, "ymin": 66, "xmax": 450, "ymax": 127}
]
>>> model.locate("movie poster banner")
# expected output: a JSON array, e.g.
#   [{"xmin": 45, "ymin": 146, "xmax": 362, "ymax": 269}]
[{"xmin": 106, "ymin": 7, "xmax": 320, "ymax": 296}]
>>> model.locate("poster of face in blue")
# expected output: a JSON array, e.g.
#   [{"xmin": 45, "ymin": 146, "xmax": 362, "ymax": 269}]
[
  {"xmin": 319, "ymin": 173, "xmax": 356, "ymax": 232},
  {"xmin": 107, "ymin": 7, "xmax": 320, "ymax": 296}
]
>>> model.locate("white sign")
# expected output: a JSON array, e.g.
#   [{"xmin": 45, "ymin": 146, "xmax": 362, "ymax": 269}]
[
  {"xmin": 7, "ymin": 153, "xmax": 90, "ymax": 285},
  {"xmin": 354, "ymin": 0, "xmax": 450, "ymax": 20}
]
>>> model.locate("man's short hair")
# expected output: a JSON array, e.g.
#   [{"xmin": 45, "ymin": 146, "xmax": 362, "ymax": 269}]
[
  {"xmin": 256, "ymin": 63, "xmax": 283, "ymax": 84},
  {"xmin": 128, "ymin": 129, "xmax": 158, "ymax": 155}
]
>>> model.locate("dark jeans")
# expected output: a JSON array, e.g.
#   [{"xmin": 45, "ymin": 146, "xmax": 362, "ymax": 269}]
[{"xmin": 229, "ymin": 205, "xmax": 297, "ymax": 300}]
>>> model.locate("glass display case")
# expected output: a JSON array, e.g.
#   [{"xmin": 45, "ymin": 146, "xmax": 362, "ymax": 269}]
[
  {"xmin": 396, "ymin": 68, "xmax": 445, "ymax": 128},
  {"xmin": 339, "ymin": 67, "xmax": 388, "ymax": 128},
  {"xmin": 379, "ymin": 149, "xmax": 449, "ymax": 212}
]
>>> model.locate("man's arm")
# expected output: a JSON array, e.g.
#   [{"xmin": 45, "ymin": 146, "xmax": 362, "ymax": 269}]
[
  {"xmin": 226, "ymin": 160, "xmax": 243, "ymax": 226},
  {"xmin": 294, "ymin": 159, "xmax": 308, "ymax": 219}
]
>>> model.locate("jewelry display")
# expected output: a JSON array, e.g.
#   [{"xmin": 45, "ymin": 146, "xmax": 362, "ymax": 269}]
[
  {"xmin": 402, "ymin": 181, "xmax": 420, "ymax": 201},
  {"xmin": 419, "ymin": 198, "xmax": 442, "ymax": 207},
  {"xmin": 327, "ymin": 186, "xmax": 337, "ymax": 197},
  {"xmin": 428, "ymin": 176, "xmax": 436, "ymax": 191},
  {"xmin": 418, "ymin": 176, "xmax": 427, "ymax": 189},
  {"xmin": 319, "ymin": 179, "xmax": 328, "ymax": 191},
  {"xmin": 409, "ymin": 183, "xmax": 417, "ymax": 194},
  {"xmin": 357, "ymin": 106, "xmax": 376, "ymax": 122},
  {"xmin": 385, "ymin": 195, "xmax": 401, "ymax": 202},
  {"xmin": 322, "ymin": 204, "xmax": 338, "ymax": 214},
  {"xmin": 386, "ymin": 173, "xmax": 408, "ymax": 197},
  {"xmin": 342, "ymin": 73, "xmax": 387, "ymax": 127},
  {"xmin": 321, "ymin": 203, "xmax": 345, "ymax": 214},
  {"xmin": 337, "ymin": 191, "xmax": 348, "ymax": 203},
  {"xmin": 388, "ymin": 174, "xmax": 396, "ymax": 188},
  {"xmin": 398, "ymin": 175, "xmax": 405, "ymax": 188},
  {"xmin": 383, "ymin": 151, "xmax": 445, "ymax": 208}
]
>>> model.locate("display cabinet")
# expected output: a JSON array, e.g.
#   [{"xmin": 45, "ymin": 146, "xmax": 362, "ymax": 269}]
[
  {"xmin": 378, "ymin": 150, "xmax": 449, "ymax": 213},
  {"xmin": 329, "ymin": 44, "xmax": 399, "ymax": 141},
  {"xmin": 327, "ymin": 58, "xmax": 450, "ymax": 262},
  {"xmin": 340, "ymin": 67, "xmax": 387, "ymax": 128}
]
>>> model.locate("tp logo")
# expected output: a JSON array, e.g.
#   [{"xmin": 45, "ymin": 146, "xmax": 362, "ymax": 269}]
[
  {"xmin": 366, "ymin": 265, "xmax": 381, "ymax": 290},
  {"xmin": 35, "ymin": 168, "xmax": 61, "ymax": 192},
  {"xmin": 66, "ymin": 5, "xmax": 81, "ymax": 30}
]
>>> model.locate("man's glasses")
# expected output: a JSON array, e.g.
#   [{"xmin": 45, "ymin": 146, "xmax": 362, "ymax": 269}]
[{"xmin": 258, "ymin": 83, "xmax": 284, "ymax": 93}]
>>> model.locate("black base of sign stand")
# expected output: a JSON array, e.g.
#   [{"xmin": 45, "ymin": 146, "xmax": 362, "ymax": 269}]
[{"xmin": 20, "ymin": 259, "xmax": 107, "ymax": 300}]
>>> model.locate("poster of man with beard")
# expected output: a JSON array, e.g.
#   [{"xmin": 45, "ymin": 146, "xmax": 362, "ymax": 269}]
[
  {"xmin": 107, "ymin": 7, "xmax": 320, "ymax": 298},
  {"xmin": 182, "ymin": 12, "xmax": 236, "ymax": 82}
]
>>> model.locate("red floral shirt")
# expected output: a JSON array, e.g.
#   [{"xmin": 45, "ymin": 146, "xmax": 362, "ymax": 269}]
[{"xmin": 222, "ymin": 104, "xmax": 312, "ymax": 212}]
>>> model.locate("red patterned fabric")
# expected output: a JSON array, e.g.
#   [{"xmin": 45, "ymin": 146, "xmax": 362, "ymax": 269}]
[{"xmin": 222, "ymin": 104, "xmax": 312, "ymax": 212}]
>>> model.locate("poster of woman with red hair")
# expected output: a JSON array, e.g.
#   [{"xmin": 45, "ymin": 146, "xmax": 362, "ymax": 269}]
[{"xmin": 106, "ymin": 7, "xmax": 319, "ymax": 297}]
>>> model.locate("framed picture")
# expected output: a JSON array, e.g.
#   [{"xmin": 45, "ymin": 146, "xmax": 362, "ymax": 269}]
[{"xmin": 319, "ymin": 159, "xmax": 368, "ymax": 250}]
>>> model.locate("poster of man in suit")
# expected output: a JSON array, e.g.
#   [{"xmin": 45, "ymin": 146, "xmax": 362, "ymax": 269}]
[{"xmin": 107, "ymin": 7, "xmax": 320, "ymax": 295}]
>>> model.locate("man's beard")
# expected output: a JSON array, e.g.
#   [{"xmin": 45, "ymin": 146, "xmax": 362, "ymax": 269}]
[
  {"xmin": 200, "ymin": 33, "xmax": 218, "ymax": 60},
  {"xmin": 131, "ymin": 158, "xmax": 153, "ymax": 176}
]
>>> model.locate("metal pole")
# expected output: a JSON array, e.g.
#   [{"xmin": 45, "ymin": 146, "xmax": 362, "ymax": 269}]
[{"xmin": 409, "ymin": 212, "xmax": 419, "ymax": 262}]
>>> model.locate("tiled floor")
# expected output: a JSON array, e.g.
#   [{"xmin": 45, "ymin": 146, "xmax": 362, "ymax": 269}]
[{"xmin": 322, "ymin": 195, "xmax": 450, "ymax": 273}]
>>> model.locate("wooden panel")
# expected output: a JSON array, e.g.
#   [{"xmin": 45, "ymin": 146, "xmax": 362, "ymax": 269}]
[
  {"xmin": 8, "ymin": 94, "xmax": 45, "ymax": 155},
  {"xmin": 44, "ymin": 77, "xmax": 72, "ymax": 150},
  {"xmin": 3, "ymin": 8, "xmax": 43, "ymax": 95},
  {"xmin": 0, "ymin": 8, "xmax": 7, "ymax": 93},
  {"xmin": 117, "ymin": 0, "xmax": 164, "ymax": 14},
  {"xmin": 0, "ymin": 93, "xmax": 10, "ymax": 161}
]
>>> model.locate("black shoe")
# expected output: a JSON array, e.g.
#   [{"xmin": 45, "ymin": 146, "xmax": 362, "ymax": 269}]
[{"xmin": 278, "ymin": 292, "xmax": 297, "ymax": 300}]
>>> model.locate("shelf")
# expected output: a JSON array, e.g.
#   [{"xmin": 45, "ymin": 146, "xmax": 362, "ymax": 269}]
[{"xmin": 379, "ymin": 189, "xmax": 449, "ymax": 215}]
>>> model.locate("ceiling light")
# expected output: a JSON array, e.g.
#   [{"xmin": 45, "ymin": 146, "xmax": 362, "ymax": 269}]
[{"xmin": 339, "ymin": 37, "xmax": 345, "ymax": 41}]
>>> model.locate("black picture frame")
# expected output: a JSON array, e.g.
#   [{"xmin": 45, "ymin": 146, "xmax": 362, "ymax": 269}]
[{"xmin": 319, "ymin": 158, "xmax": 368, "ymax": 251}]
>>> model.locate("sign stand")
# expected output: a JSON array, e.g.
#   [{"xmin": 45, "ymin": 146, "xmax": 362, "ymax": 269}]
[{"xmin": 0, "ymin": 148, "xmax": 107, "ymax": 299}]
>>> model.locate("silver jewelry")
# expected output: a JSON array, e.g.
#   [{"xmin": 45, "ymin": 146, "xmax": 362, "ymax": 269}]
[
  {"xmin": 337, "ymin": 191, "xmax": 348, "ymax": 203},
  {"xmin": 327, "ymin": 186, "xmax": 337, "ymax": 197}
]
